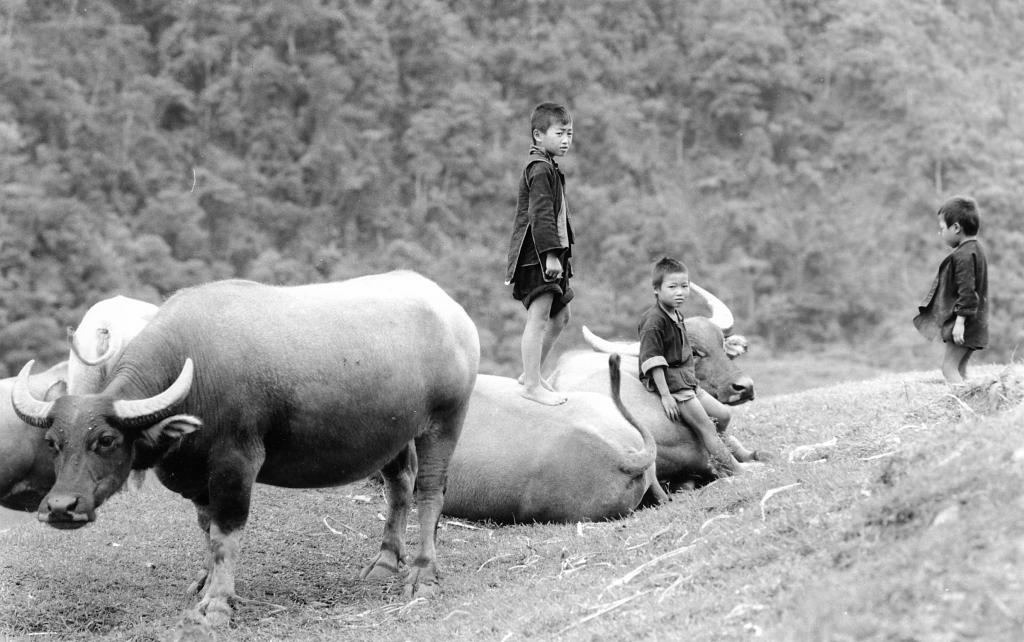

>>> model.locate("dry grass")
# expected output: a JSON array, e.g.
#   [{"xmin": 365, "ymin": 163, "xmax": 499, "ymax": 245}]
[{"xmin": 3, "ymin": 364, "xmax": 1024, "ymax": 641}]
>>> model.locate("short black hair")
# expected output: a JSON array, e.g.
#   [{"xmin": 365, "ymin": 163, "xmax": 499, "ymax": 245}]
[
  {"xmin": 652, "ymin": 257, "xmax": 688, "ymax": 288},
  {"xmin": 938, "ymin": 195, "xmax": 980, "ymax": 236},
  {"xmin": 531, "ymin": 102, "xmax": 572, "ymax": 139}
]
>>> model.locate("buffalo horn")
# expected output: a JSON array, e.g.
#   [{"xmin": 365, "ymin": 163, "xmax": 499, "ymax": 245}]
[
  {"xmin": 112, "ymin": 358, "xmax": 195, "ymax": 427},
  {"xmin": 690, "ymin": 283, "xmax": 734, "ymax": 332},
  {"xmin": 11, "ymin": 361, "xmax": 55, "ymax": 428},
  {"xmin": 67, "ymin": 326, "xmax": 119, "ymax": 367}
]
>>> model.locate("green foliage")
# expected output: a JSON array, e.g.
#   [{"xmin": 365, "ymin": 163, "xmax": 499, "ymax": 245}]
[{"xmin": 1, "ymin": 0, "xmax": 1022, "ymax": 374}]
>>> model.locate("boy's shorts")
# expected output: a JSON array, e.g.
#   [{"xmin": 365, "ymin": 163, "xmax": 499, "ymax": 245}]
[
  {"xmin": 670, "ymin": 388, "xmax": 698, "ymax": 403},
  {"xmin": 512, "ymin": 263, "xmax": 574, "ymax": 318}
]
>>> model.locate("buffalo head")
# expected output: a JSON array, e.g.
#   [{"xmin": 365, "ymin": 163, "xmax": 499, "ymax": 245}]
[
  {"xmin": 10, "ymin": 358, "xmax": 200, "ymax": 528},
  {"xmin": 684, "ymin": 317, "xmax": 754, "ymax": 405}
]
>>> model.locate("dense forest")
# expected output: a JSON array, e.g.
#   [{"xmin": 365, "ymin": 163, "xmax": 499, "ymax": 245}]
[{"xmin": 1, "ymin": 0, "xmax": 1022, "ymax": 378}]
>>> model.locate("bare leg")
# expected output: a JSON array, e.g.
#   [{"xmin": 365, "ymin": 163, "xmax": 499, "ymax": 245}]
[
  {"xmin": 520, "ymin": 293, "xmax": 566, "ymax": 405},
  {"xmin": 516, "ymin": 372, "xmax": 555, "ymax": 391},
  {"xmin": 539, "ymin": 304, "xmax": 570, "ymax": 376},
  {"xmin": 696, "ymin": 389, "xmax": 759, "ymax": 461},
  {"xmin": 958, "ymin": 348, "xmax": 974, "ymax": 379},
  {"xmin": 676, "ymin": 397, "xmax": 742, "ymax": 475},
  {"xmin": 518, "ymin": 304, "xmax": 570, "ymax": 391},
  {"xmin": 697, "ymin": 388, "xmax": 731, "ymax": 431},
  {"xmin": 942, "ymin": 343, "xmax": 971, "ymax": 384}
]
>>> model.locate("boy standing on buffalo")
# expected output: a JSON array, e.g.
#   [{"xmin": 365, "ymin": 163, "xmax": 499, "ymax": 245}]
[
  {"xmin": 913, "ymin": 195, "xmax": 989, "ymax": 384},
  {"xmin": 505, "ymin": 102, "xmax": 575, "ymax": 406},
  {"xmin": 637, "ymin": 257, "xmax": 742, "ymax": 475}
]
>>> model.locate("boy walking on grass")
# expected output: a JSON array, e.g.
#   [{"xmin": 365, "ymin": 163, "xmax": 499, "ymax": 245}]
[
  {"xmin": 914, "ymin": 195, "xmax": 989, "ymax": 385},
  {"xmin": 638, "ymin": 257, "xmax": 743, "ymax": 475},
  {"xmin": 505, "ymin": 102, "xmax": 575, "ymax": 406}
]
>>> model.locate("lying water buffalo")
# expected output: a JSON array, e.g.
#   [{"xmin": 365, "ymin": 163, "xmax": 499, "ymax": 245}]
[
  {"xmin": 552, "ymin": 285, "xmax": 762, "ymax": 488},
  {"xmin": 1, "ymin": 296, "xmax": 159, "ymax": 511},
  {"xmin": 445, "ymin": 354, "xmax": 668, "ymax": 523},
  {"xmin": 12, "ymin": 272, "xmax": 479, "ymax": 626},
  {"xmin": 0, "ymin": 361, "xmax": 67, "ymax": 511}
]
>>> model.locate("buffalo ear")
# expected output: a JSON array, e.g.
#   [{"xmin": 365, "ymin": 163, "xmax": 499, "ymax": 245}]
[
  {"xmin": 44, "ymin": 380, "xmax": 68, "ymax": 401},
  {"xmin": 141, "ymin": 414, "xmax": 202, "ymax": 445},
  {"xmin": 723, "ymin": 335, "xmax": 749, "ymax": 359}
]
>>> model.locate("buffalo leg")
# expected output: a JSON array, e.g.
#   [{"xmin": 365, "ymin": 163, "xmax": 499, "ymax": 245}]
[
  {"xmin": 361, "ymin": 444, "xmax": 416, "ymax": 581},
  {"xmin": 405, "ymin": 406, "xmax": 465, "ymax": 597},
  {"xmin": 186, "ymin": 503, "xmax": 213, "ymax": 596},
  {"xmin": 193, "ymin": 444, "xmax": 264, "ymax": 626}
]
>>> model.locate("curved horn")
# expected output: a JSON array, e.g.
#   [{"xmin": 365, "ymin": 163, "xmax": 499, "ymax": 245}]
[
  {"xmin": 690, "ymin": 283, "xmax": 734, "ymax": 332},
  {"xmin": 112, "ymin": 358, "xmax": 194, "ymax": 427},
  {"xmin": 11, "ymin": 361, "xmax": 55, "ymax": 428},
  {"xmin": 582, "ymin": 326, "xmax": 640, "ymax": 357},
  {"xmin": 68, "ymin": 326, "xmax": 119, "ymax": 367}
]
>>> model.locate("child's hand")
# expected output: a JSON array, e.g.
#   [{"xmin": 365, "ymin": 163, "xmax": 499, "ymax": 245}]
[
  {"xmin": 953, "ymin": 316, "xmax": 966, "ymax": 344},
  {"xmin": 660, "ymin": 394, "xmax": 680, "ymax": 422},
  {"xmin": 544, "ymin": 254, "xmax": 563, "ymax": 280}
]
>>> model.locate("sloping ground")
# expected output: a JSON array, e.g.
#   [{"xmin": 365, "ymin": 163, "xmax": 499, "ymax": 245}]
[
  {"xmin": 1, "ymin": 365, "xmax": 1022, "ymax": 640},
  {"xmin": 738, "ymin": 364, "xmax": 1024, "ymax": 640}
]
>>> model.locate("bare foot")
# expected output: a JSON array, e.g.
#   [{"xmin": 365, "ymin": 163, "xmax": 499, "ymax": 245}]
[
  {"xmin": 517, "ymin": 373, "xmax": 556, "ymax": 391},
  {"xmin": 520, "ymin": 385, "xmax": 567, "ymax": 405}
]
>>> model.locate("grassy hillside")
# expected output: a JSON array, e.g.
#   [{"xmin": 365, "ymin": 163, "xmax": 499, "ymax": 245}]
[{"xmin": 2, "ymin": 364, "xmax": 1022, "ymax": 641}]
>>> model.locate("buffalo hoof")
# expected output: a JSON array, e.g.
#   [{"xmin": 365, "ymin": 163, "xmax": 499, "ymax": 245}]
[
  {"xmin": 359, "ymin": 551, "xmax": 402, "ymax": 580},
  {"xmin": 195, "ymin": 594, "xmax": 233, "ymax": 628},
  {"xmin": 751, "ymin": 449, "xmax": 773, "ymax": 462},
  {"xmin": 403, "ymin": 566, "xmax": 440, "ymax": 599},
  {"xmin": 169, "ymin": 609, "xmax": 216, "ymax": 642}
]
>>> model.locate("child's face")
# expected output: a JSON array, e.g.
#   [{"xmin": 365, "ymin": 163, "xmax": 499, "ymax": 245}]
[
  {"xmin": 533, "ymin": 120, "xmax": 573, "ymax": 157},
  {"xmin": 937, "ymin": 214, "xmax": 962, "ymax": 248},
  {"xmin": 655, "ymin": 271, "xmax": 690, "ymax": 310}
]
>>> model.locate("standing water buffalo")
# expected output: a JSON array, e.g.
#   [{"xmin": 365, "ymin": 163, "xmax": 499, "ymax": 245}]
[
  {"xmin": 444, "ymin": 354, "xmax": 668, "ymax": 523},
  {"xmin": 552, "ymin": 284, "xmax": 762, "ymax": 488},
  {"xmin": 0, "ymin": 361, "xmax": 67, "ymax": 511},
  {"xmin": 12, "ymin": 272, "xmax": 479, "ymax": 626}
]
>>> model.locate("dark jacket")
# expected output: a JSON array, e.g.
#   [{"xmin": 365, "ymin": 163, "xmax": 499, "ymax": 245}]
[
  {"xmin": 914, "ymin": 238, "xmax": 988, "ymax": 349},
  {"xmin": 504, "ymin": 149, "xmax": 574, "ymax": 284},
  {"xmin": 638, "ymin": 303, "xmax": 699, "ymax": 393}
]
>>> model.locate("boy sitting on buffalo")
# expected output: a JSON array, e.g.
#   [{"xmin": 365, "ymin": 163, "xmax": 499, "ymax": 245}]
[{"xmin": 637, "ymin": 257, "xmax": 743, "ymax": 475}]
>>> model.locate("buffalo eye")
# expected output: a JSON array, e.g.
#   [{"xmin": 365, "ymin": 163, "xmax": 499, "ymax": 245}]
[
  {"xmin": 692, "ymin": 348, "xmax": 707, "ymax": 359},
  {"xmin": 95, "ymin": 434, "xmax": 118, "ymax": 451},
  {"xmin": 45, "ymin": 436, "xmax": 60, "ymax": 452}
]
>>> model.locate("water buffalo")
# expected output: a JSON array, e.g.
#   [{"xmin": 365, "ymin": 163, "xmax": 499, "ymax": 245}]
[
  {"xmin": 445, "ymin": 354, "xmax": 668, "ymax": 523},
  {"xmin": 66, "ymin": 295, "xmax": 159, "ymax": 394},
  {"xmin": 0, "ymin": 361, "xmax": 67, "ymax": 511},
  {"xmin": 12, "ymin": 272, "xmax": 479, "ymax": 626},
  {"xmin": 552, "ymin": 285, "xmax": 761, "ymax": 488},
  {"xmin": 1, "ymin": 296, "xmax": 159, "ymax": 511}
]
